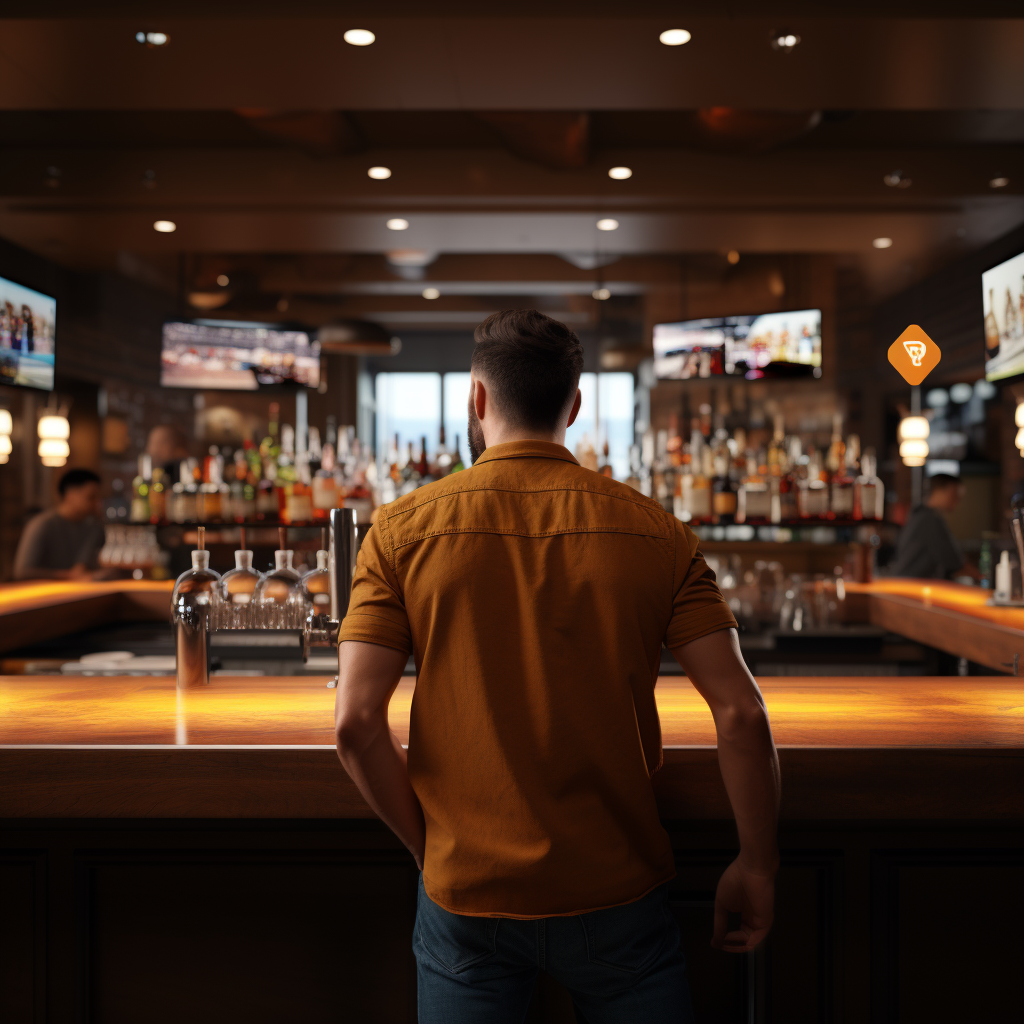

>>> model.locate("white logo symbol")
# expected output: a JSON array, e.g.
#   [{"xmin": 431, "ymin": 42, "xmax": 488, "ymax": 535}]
[{"xmin": 903, "ymin": 340, "xmax": 927, "ymax": 367}]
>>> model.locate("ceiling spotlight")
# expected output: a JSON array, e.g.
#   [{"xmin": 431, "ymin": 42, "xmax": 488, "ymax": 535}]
[
  {"xmin": 608, "ymin": 166, "xmax": 632, "ymax": 180},
  {"xmin": 884, "ymin": 169, "xmax": 912, "ymax": 188},
  {"xmin": 344, "ymin": 29, "xmax": 375, "ymax": 46},
  {"xmin": 422, "ymin": 287, "xmax": 440, "ymax": 300},
  {"xmin": 368, "ymin": 166, "xmax": 392, "ymax": 180},
  {"xmin": 216, "ymin": 274, "xmax": 230, "ymax": 287},
  {"xmin": 872, "ymin": 236, "xmax": 893, "ymax": 249},
  {"xmin": 153, "ymin": 219, "xmax": 176, "ymax": 233},
  {"xmin": 770, "ymin": 30, "xmax": 801, "ymax": 52},
  {"xmin": 592, "ymin": 288, "xmax": 611, "ymax": 301},
  {"xmin": 136, "ymin": 31, "xmax": 169, "ymax": 47},
  {"xmin": 726, "ymin": 250, "xmax": 740, "ymax": 265},
  {"xmin": 990, "ymin": 176, "xmax": 1010, "ymax": 189},
  {"xmin": 659, "ymin": 29, "xmax": 691, "ymax": 46},
  {"xmin": 386, "ymin": 218, "xmax": 409, "ymax": 231},
  {"xmin": 596, "ymin": 218, "xmax": 619, "ymax": 232}
]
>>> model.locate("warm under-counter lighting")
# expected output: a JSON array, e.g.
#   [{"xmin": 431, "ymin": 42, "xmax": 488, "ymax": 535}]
[
  {"xmin": 344, "ymin": 29, "xmax": 375, "ymax": 46},
  {"xmin": 422, "ymin": 287, "xmax": 440, "ymax": 300},
  {"xmin": 659, "ymin": 29, "xmax": 691, "ymax": 46},
  {"xmin": 608, "ymin": 166, "xmax": 632, "ymax": 180},
  {"xmin": 386, "ymin": 218, "xmax": 409, "ymax": 231},
  {"xmin": 596, "ymin": 218, "xmax": 619, "ymax": 232},
  {"xmin": 153, "ymin": 219, "xmax": 176, "ymax": 233},
  {"xmin": 873, "ymin": 236, "xmax": 893, "ymax": 249},
  {"xmin": 368, "ymin": 166, "xmax": 392, "ymax": 180}
]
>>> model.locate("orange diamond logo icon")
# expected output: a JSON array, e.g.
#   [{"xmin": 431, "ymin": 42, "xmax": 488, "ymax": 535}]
[{"xmin": 888, "ymin": 325, "xmax": 941, "ymax": 385}]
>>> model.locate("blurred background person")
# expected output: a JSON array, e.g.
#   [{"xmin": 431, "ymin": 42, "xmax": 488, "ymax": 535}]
[{"xmin": 13, "ymin": 468, "xmax": 107, "ymax": 580}]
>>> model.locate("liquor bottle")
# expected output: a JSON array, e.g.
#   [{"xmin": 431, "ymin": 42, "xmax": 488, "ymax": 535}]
[
  {"xmin": 283, "ymin": 451, "xmax": 314, "ymax": 524},
  {"xmin": 130, "ymin": 454, "xmax": 151, "ymax": 523},
  {"xmin": 984, "ymin": 288, "xmax": 1000, "ymax": 357},
  {"xmin": 798, "ymin": 448, "xmax": 829, "ymax": 519},
  {"xmin": 417, "ymin": 435, "xmax": 432, "ymax": 481},
  {"xmin": 450, "ymin": 434, "xmax": 466, "ymax": 473},
  {"xmin": 711, "ymin": 441, "xmax": 737, "ymax": 525},
  {"xmin": 827, "ymin": 416, "xmax": 854, "ymax": 519},
  {"xmin": 666, "ymin": 414, "xmax": 682, "ymax": 468},
  {"xmin": 435, "ymin": 425, "xmax": 453, "ymax": 476},
  {"xmin": 577, "ymin": 433, "xmax": 600, "ymax": 473},
  {"xmin": 149, "ymin": 467, "xmax": 167, "ymax": 524},
  {"xmin": 737, "ymin": 450, "xmax": 771, "ymax": 525},
  {"xmin": 197, "ymin": 446, "xmax": 223, "ymax": 522},
  {"xmin": 651, "ymin": 430, "xmax": 669, "ymax": 508},
  {"xmin": 854, "ymin": 448, "xmax": 884, "ymax": 520},
  {"xmin": 599, "ymin": 437, "xmax": 614, "ymax": 478}
]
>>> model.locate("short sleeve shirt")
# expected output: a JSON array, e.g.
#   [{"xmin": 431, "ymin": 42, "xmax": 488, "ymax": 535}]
[
  {"xmin": 891, "ymin": 505, "xmax": 963, "ymax": 579},
  {"xmin": 340, "ymin": 440, "xmax": 737, "ymax": 918}
]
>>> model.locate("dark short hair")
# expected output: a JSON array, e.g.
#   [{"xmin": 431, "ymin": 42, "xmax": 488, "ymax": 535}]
[
  {"xmin": 471, "ymin": 310, "xmax": 585, "ymax": 431},
  {"xmin": 58, "ymin": 468, "xmax": 101, "ymax": 496},
  {"xmin": 928, "ymin": 473, "xmax": 960, "ymax": 492}
]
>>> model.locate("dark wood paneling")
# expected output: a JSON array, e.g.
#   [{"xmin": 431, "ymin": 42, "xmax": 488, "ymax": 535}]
[
  {"xmin": 79, "ymin": 848, "xmax": 417, "ymax": 1024},
  {"xmin": 0, "ymin": 850, "xmax": 46, "ymax": 1024},
  {"xmin": 871, "ymin": 849, "xmax": 1024, "ymax": 1023}
]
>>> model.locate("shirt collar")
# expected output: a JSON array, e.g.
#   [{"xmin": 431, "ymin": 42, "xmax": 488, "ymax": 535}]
[{"xmin": 473, "ymin": 440, "xmax": 579, "ymax": 467}]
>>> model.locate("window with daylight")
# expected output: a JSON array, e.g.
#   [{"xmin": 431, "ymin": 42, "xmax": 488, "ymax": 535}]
[{"xmin": 374, "ymin": 370, "xmax": 634, "ymax": 476}]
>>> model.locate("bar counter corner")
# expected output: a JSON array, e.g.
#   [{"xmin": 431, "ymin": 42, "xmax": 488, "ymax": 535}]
[{"xmin": 1, "ymin": 670, "xmax": 1021, "ymax": 1023}]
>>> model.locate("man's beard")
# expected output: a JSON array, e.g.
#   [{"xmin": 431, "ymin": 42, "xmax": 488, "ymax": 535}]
[{"xmin": 467, "ymin": 396, "xmax": 486, "ymax": 464}]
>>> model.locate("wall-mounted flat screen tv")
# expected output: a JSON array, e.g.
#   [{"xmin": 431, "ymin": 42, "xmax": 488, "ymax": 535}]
[
  {"xmin": 983, "ymin": 250, "xmax": 1024, "ymax": 382},
  {"xmin": 653, "ymin": 309, "xmax": 822, "ymax": 380},
  {"xmin": 0, "ymin": 275, "xmax": 56, "ymax": 391},
  {"xmin": 160, "ymin": 319, "xmax": 321, "ymax": 390}
]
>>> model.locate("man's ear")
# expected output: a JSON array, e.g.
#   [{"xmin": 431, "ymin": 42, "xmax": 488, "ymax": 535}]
[
  {"xmin": 473, "ymin": 376, "xmax": 488, "ymax": 421},
  {"xmin": 565, "ymin": 388, "xmax": 582, "ymax": 428}
]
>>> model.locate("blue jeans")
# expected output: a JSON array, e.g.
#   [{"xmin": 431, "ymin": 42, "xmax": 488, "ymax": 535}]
[{"xmin": 413, "ymin": 876, "xmax": 695, "ymax": 1023}]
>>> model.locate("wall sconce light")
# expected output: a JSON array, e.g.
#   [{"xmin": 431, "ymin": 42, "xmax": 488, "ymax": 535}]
[
  {"xmin": 0, "ymin": 408, "xmax": 12, "ymax": 465},
  {"xmin": 898, "ymin": 414, "xmax": 930, "ymax": 467},
  {"xmin": 38, "ymin": 413, "xmax": 70, "ymax": 468}
]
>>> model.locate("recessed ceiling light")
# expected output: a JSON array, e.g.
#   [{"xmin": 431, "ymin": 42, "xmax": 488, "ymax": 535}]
[
  {"xmin": 592, "ymin": 288, "xmax": 611, "ymax": 301},
  {"xmin": 883, "ymin": 169, "xmax": 912, "ymax": 188},
  {"xmin": 608, "ymin": 166, "xmax": 632, "ymax": 180},
  {"xmin": 136, "ymin": 31, "xmax": 169, "ymax": 47},
  {"xmin": 659, "ymin": 29, "xmax": 691, "ymax": 46},
  {"xmin": 344, "ymin": 29, "xmax": 375, "ymax": 46},
  {"xmin": 726, "ymin": 250, "xmax": 740, "ymax": 265},
  {"xmin": 153, "ymin": 219, "xmax": 176, "ymax": 233},
  {"xmin": 770, "ymin": 30, "xmax": 801, "ymax": 52},
  {"xmin": 386, "ymin": 218, "xmax": 409, "ymax": 231},
  {"xmin": 216, "ymin": 274, "xmax": 230, "ymax": 287},
  {"xmin": 368, "ymin": 166, "xmax": 392, "ymax": 180},
  {"xmin": 422, "ymin": 287, "xmax": 440, "ymax": 300},
  {"xmin": 990, "ymin": 176, "xmax": 1010, "ymax": 189},
  {"xmin": 596, "ymin": 218, "xmax": 619, "ymax": 232},
  {"xmin": 872, "ymin": 237, "xmax": 893, "ymax": 249}
]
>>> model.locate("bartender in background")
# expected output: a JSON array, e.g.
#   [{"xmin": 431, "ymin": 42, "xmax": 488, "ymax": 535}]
[
  {"xmin": 13, "ymin": 468, "xmax": 107, "ymax": 580},
  {"xmin": 891, "ymin": 473, "xmax": 982, "ymax": 581},
  {"xmin": 145, "ymin": 423, "xmax": 190, "ymax": 478}
]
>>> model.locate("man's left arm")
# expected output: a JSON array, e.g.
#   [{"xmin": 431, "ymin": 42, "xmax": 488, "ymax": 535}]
[{"xmin": 335, "ymin": 640, "xmax": 425, "ymax": 869}]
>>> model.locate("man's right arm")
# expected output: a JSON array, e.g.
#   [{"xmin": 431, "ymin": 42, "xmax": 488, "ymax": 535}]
[{"xmin": 671, "ymin": 627, "xmax": 781, "ymax": 953}]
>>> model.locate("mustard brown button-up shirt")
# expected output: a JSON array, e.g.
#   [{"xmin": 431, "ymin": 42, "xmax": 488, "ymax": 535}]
[{"xmin": 339, "ymin": 440, "xmax": 737, "ymax": 918}]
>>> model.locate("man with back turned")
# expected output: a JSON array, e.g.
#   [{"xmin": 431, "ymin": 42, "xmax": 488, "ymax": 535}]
[{"xmin": 335, "ymin": 310, "xmax": 781, "ymax": 1022}]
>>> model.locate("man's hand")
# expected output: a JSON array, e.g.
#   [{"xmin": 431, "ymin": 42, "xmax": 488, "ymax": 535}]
[
  {"xmin": 335, "ymin": 641, "xmax": 426, "ymax": 869},
  {"xmin": 672, "ymin": 627, "xmax": 781, "ymax": 953},
  {"xmin": 712, "ymin": 857, "xmax": 776, "ymax": 953}
]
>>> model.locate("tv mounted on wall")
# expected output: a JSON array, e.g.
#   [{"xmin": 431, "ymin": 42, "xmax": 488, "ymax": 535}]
[{"xmin": 0, "ymin": 274, "xmax": 56, "ymax": 391}]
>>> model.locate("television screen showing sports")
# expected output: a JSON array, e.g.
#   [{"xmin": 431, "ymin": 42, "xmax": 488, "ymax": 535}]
[
  {"xmin": 160, "ymin": 319, "xmax": 321, "ymax": 390},
  {"xmin": 0, "ymin": 275, "xmax": 56, "ymax": 391},
  {"xmin": 653, "ymin": 309, "xmax": 822, "ymax": 380},
  {"xmin": 983, "ymin": 250, "xmax": 1024, "ymax": 383}
]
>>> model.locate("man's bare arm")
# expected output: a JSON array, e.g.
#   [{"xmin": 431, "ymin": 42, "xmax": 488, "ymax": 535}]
[
  {"xmin": 335, "ymin": 640, "xmax": 426, "ymax": 869},
  {"xmin": 672, "ymin": 627, "xmax": 781, "ymax": 952}
]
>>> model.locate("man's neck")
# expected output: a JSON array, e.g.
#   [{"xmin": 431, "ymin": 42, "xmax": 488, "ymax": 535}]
[
  {"xmin": 56, "ymin": 503, "xmax": 86, "ymax": 522},
  {"xmin": 483, "ymin": 427, "xmax": 566, "ymax": 449}
]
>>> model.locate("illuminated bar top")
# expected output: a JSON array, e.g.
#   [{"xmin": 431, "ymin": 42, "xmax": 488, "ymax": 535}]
[{"xmin": 1, "ymin": 674, "xmax": 1020, "ymax": 822}]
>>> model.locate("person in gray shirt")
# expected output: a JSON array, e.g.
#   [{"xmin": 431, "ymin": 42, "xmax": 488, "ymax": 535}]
[
  {"xmin": 13, "ymin": 468, "xmax": 107, "ymax": 581},
  {"xmin": 890, "ymin": 474, "xmax": 981, "ymax": 581}
]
